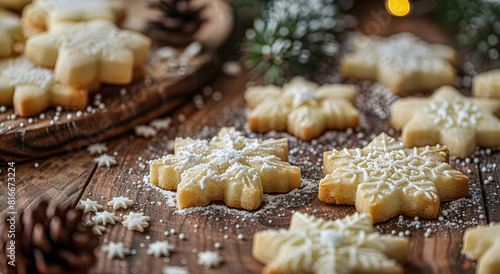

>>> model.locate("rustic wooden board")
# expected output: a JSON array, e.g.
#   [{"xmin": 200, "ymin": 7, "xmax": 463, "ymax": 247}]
[{"xmin": 0, "ymin": 52, "xmax": 217, "ymax": 163}]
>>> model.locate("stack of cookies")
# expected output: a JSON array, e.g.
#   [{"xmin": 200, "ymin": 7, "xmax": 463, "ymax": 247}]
[{"xmin": 0, "ymin": 0, "xmax": 151, "ymax": 116}]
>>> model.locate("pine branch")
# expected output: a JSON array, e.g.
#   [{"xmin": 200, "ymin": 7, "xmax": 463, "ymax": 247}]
[{"xmin": 242, "ymin": 0, "xmax": 351, "ymax": 84}]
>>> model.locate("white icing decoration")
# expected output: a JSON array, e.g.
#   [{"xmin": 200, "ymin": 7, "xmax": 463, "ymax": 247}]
[
  {"xmin": 134, "ymin": 125, "xmax": 157, "ymax": 138},
  {"xmin": 162, "ymin": 266, "xmax": 191, "ymax": 274},
  {"xmin": 107, "ymin": 196, "xmax": 134, "ymax": 209},
  {"xmin": 87, "ymin": 143, "xmax": 108, "ymax": 155},
  {"xmin": 285, "ymin": 86, "xmax": 321, "ymax": 107}
]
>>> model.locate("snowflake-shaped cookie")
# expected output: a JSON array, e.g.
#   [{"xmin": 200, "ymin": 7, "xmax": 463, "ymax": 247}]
[
  {"xmin": 197, "ymin": 251, "xmax": 223, "ymax": 268},
  {"xmin": 342, "ymin": 32, "xmax": 456, "ymax": 96},
  {"xmin": 25, "ymin": 20, "xmax": 151, "ymax": 87},
  {"xmin": 77, "ymin": 198, "xmax": 103, "ymax": 212},
  {"xmin": 87, "ymin": 143, "xmax": 108, "ymax": 155},
  {"xmin": 102, "ymin": 241, "xmax": 130, "ymax": 259},
  {"xmin": 146, "ymin": 240, "xmax": 175, "ymax": 258},
  {"xmin": 92, "ymin": 210, "xmax": 120, "ymax": 225},
  {"xmin": 107, "ymin": 196, "xmax": 133, "ymax": 209},
  {"xmin": 0, "ymin": 10, "xmax": 22, "ymax": 59},
  {"xmin": 253, "ymin": 212, "xmax": 408, "ymax": 273},
  {"xmin": 122, "ymin": 212, "xmax": 150, "ymax": 232},
  {"xmin": 0, "ymin": 57, "xmax": 88, "ymax": 117},
  {"xmin": 162, "ymin": 266, "xmax": 190, "ymax": 274},
  {"xmin": 462, "ymin": 223, "xmax": 500, "ymax": 274},
  {"xmin": 391, "ymin": 85, "xmax": 500, "ymax": 158},
  {"xmin": 473, "ymin": 69, "xmax": 500, "ymax": 100},
  {"xmin": 245, "ymin": 77, "xmax": 360, "ymax": 141},
  {"xmin": 319, "ymin": 133, "xmax": 469, "ymax": 222},
  {"xmin": 94, "ymin": 154, "xmax": 117, "ymax": 168},
  {"xmin": 135, "ymin": 125, "xmax": 157, "ymax": 138},
  {"xmin": 22, "ymin": 0, "xmax": 125, "ymax": 35},
  {"xmin": 149, "ymin": 127, "xmax": 301, "ymax": 210}
]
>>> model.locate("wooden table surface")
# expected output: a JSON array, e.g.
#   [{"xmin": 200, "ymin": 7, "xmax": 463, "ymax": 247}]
[{"xmin": 2, "ymin": 2, "xmax": 500, "ymax": 274}]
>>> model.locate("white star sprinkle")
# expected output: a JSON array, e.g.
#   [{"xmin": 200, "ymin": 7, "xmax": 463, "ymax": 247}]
[
  {"xmin": 197, "ymin": 250, "xmax": 223, "ymax": 268},
  {"xmin": 87, "ymin": 143, "xmax": 108, "ymax": 155},
  {"xmin": 162, "ymin": 266, "xmax": 190, "ymax": 274},
  {"xmin": 101, "ymin": 241, "xmax": 130, "ymax": 259},
  {"xmin": 146, "ymin": 240, "xmax": 175, "ymax": 258},
  {"xmin": 134, "ymin": 125, "xmax": 157, "ymax": 138},
  {"xmin": 122, "ymin": 212, "xmax": 150, "ymax": 232},
  {"xmin": 94, "ymin": 154, "xmax": 117, "ymax": 168},
  {"xmin": 107, "ymin": 196, "xmax": 134, "ymax": 210},
  {"xmin": 77, "ymin": 198, "xmax": 102, "ymax": 212},
  {"xmin": 92, "ymin": 224, "xmax": 106, "ymax": 236},
  {"xmin": 92, "ymin": 211, "xmax": 120, "ymax": 225},
  {"xmin": 150, "ymin": 117, "xmax": 172, "ymax": 131}
]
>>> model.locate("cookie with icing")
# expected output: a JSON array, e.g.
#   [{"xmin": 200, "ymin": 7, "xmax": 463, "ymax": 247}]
[
  {"xmin": 473, "ymin": 69, "xmax": 500, "ymax": 100},
  {"xmin": 319, "ymin": 133, "xmax": 469, "ymax": 223},
  {"xmin": 391, "ymin": 85, "xmax": 500, "ymax": 158},
  {"xmin": 22, "ymin": 0, "xmax": 125, "ymax": 36},
  {"xmin": 253, "ymin": 212, "xmax": 408, "ymax": 273},
  {"xmin": 462, "ymin": 224, "xmax": 500, "ymax": 274},
  {"xmin": 149, "ymin": 127, "xmax": 301, "ymax": 210},
  {"xmin": 0, "ymin": 10, "xmax": 22, "ymax": 59},
  {"xmin": 341, "ymin": 32, "xmax": 456, "ymax": 96},
  {"xmin": 0, "ymin": 57, "xmax": 88, "ymax": 116},
  {"xmin": 245, "ymin": 77, "xmax": 360, "ymax": 141},
  {"xmin": 25, "ymin": 20, "xmax": 151, "ymax": 88}
]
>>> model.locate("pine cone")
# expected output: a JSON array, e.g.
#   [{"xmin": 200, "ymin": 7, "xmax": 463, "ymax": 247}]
[
  {"xmin": 0, "ymin": 201, "xmax": 99, "ymax": 274},
  {"xmin": 148, "ymin": 0, "xmax": 207, "ymax": 47}
]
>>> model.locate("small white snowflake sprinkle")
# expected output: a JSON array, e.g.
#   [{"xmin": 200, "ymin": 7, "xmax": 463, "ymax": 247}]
[
  {"xmin": 214, "ymin": 242, "xmax": 221, "ymax": 249},
  {"xmin": 146, "ymin": 240, "xmax": 175, "ymax": 258},
  {"xmin": 87, "ymin": 143, "xmax": 108, "ymax": 155},
  {"xmin": 78, "ymin": 198, "xmax": 103, "ymax": 213},
  {"xmin": 162, "ymin": 266, "xmax": 190, "ymax": 274},
  {"xmin": 150, "ymin": 117, "xmax": 172, "ymax": 131},
  {"xmin": 92, "ymin": 211, "xmax": 119, "ymax": 225},
  {"xmin": 135, "ymin": 125, "xmax": 157, "ymax": 138},
  {"xmin": 94, "ymin": 154, "xmax": 117, "ymax": 167},
  {"xmin": 107, "ymin": 196, "xmax": 134, "ymax": 209},
  {"xmin": 197, "ymin": 250, "xmax": 223, "ymax": 268},
  {"xmin": 92, "ymin": 225, "xmax": 106, "ymax": 236},
  {"xmin": 102, "ymin": 242, "xmax": 130, "ymax": 259},
  {"xmin": 122, "ymin": 212, "xmax": 150, "ymax": 232}
]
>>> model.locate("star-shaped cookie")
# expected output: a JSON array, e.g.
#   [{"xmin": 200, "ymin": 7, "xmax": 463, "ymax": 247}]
[
  {"xmin": 122, "ymin": 212, "xmax": 150, "ymax": 232},
  {"xmin": 135, "ymin": 125, "xmax": 157, "ymax": 138},
  {"xmin": 146, "ymin": 240, "xmax": 175, "ymax": 258},
  {"xmin": 342, "ymin": 32, "xmax": 456, "ymax": 96},
  {"xmin": 87, "ymin": 143, "xmax": 108, "ymax": 155},
  {"xmin": 319, "ymin": 133, "xmax": 469, "ymax": 223},
  {"xmin": 0, "ymin": 57, "xmax": 88, "ymax": 116},
  {"xmin": 102, "ymin": 241, "xmax": 130, "ymax": 259},
  {"xmin": 22, "ymin": 0, "xmax": 125, "ymax": 36},
  {"xmin": 391, "ymin": 85, "xmax": 500, "ymax": 158},
  {"xmin": 473, "ymin": 69, "xmax": 500, "ymax": 100},
  {"xmin": 0, "ymin": 10, "xmax": 22, "ymax": 59},
  {"xmin": 245, "ymin": 77, "xmax": 359, "ymax": 141},
  {"xmin": 77, "ymin": 198, "xmax": 103, "ymax": 212},
  {"xmin": 253, "ymin": 212, "xmax": 408, "ymax": 273},
  {"xmin": 25, "ymin": 20, "xmax": 151, "ymax": 88},
  {"xmin": 149, "ymin": 127, "xmax": 301, "ymax": 210},
  {"xmin": 462, "ymin": 224, "xmax": 500, "ymax": 274}
]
